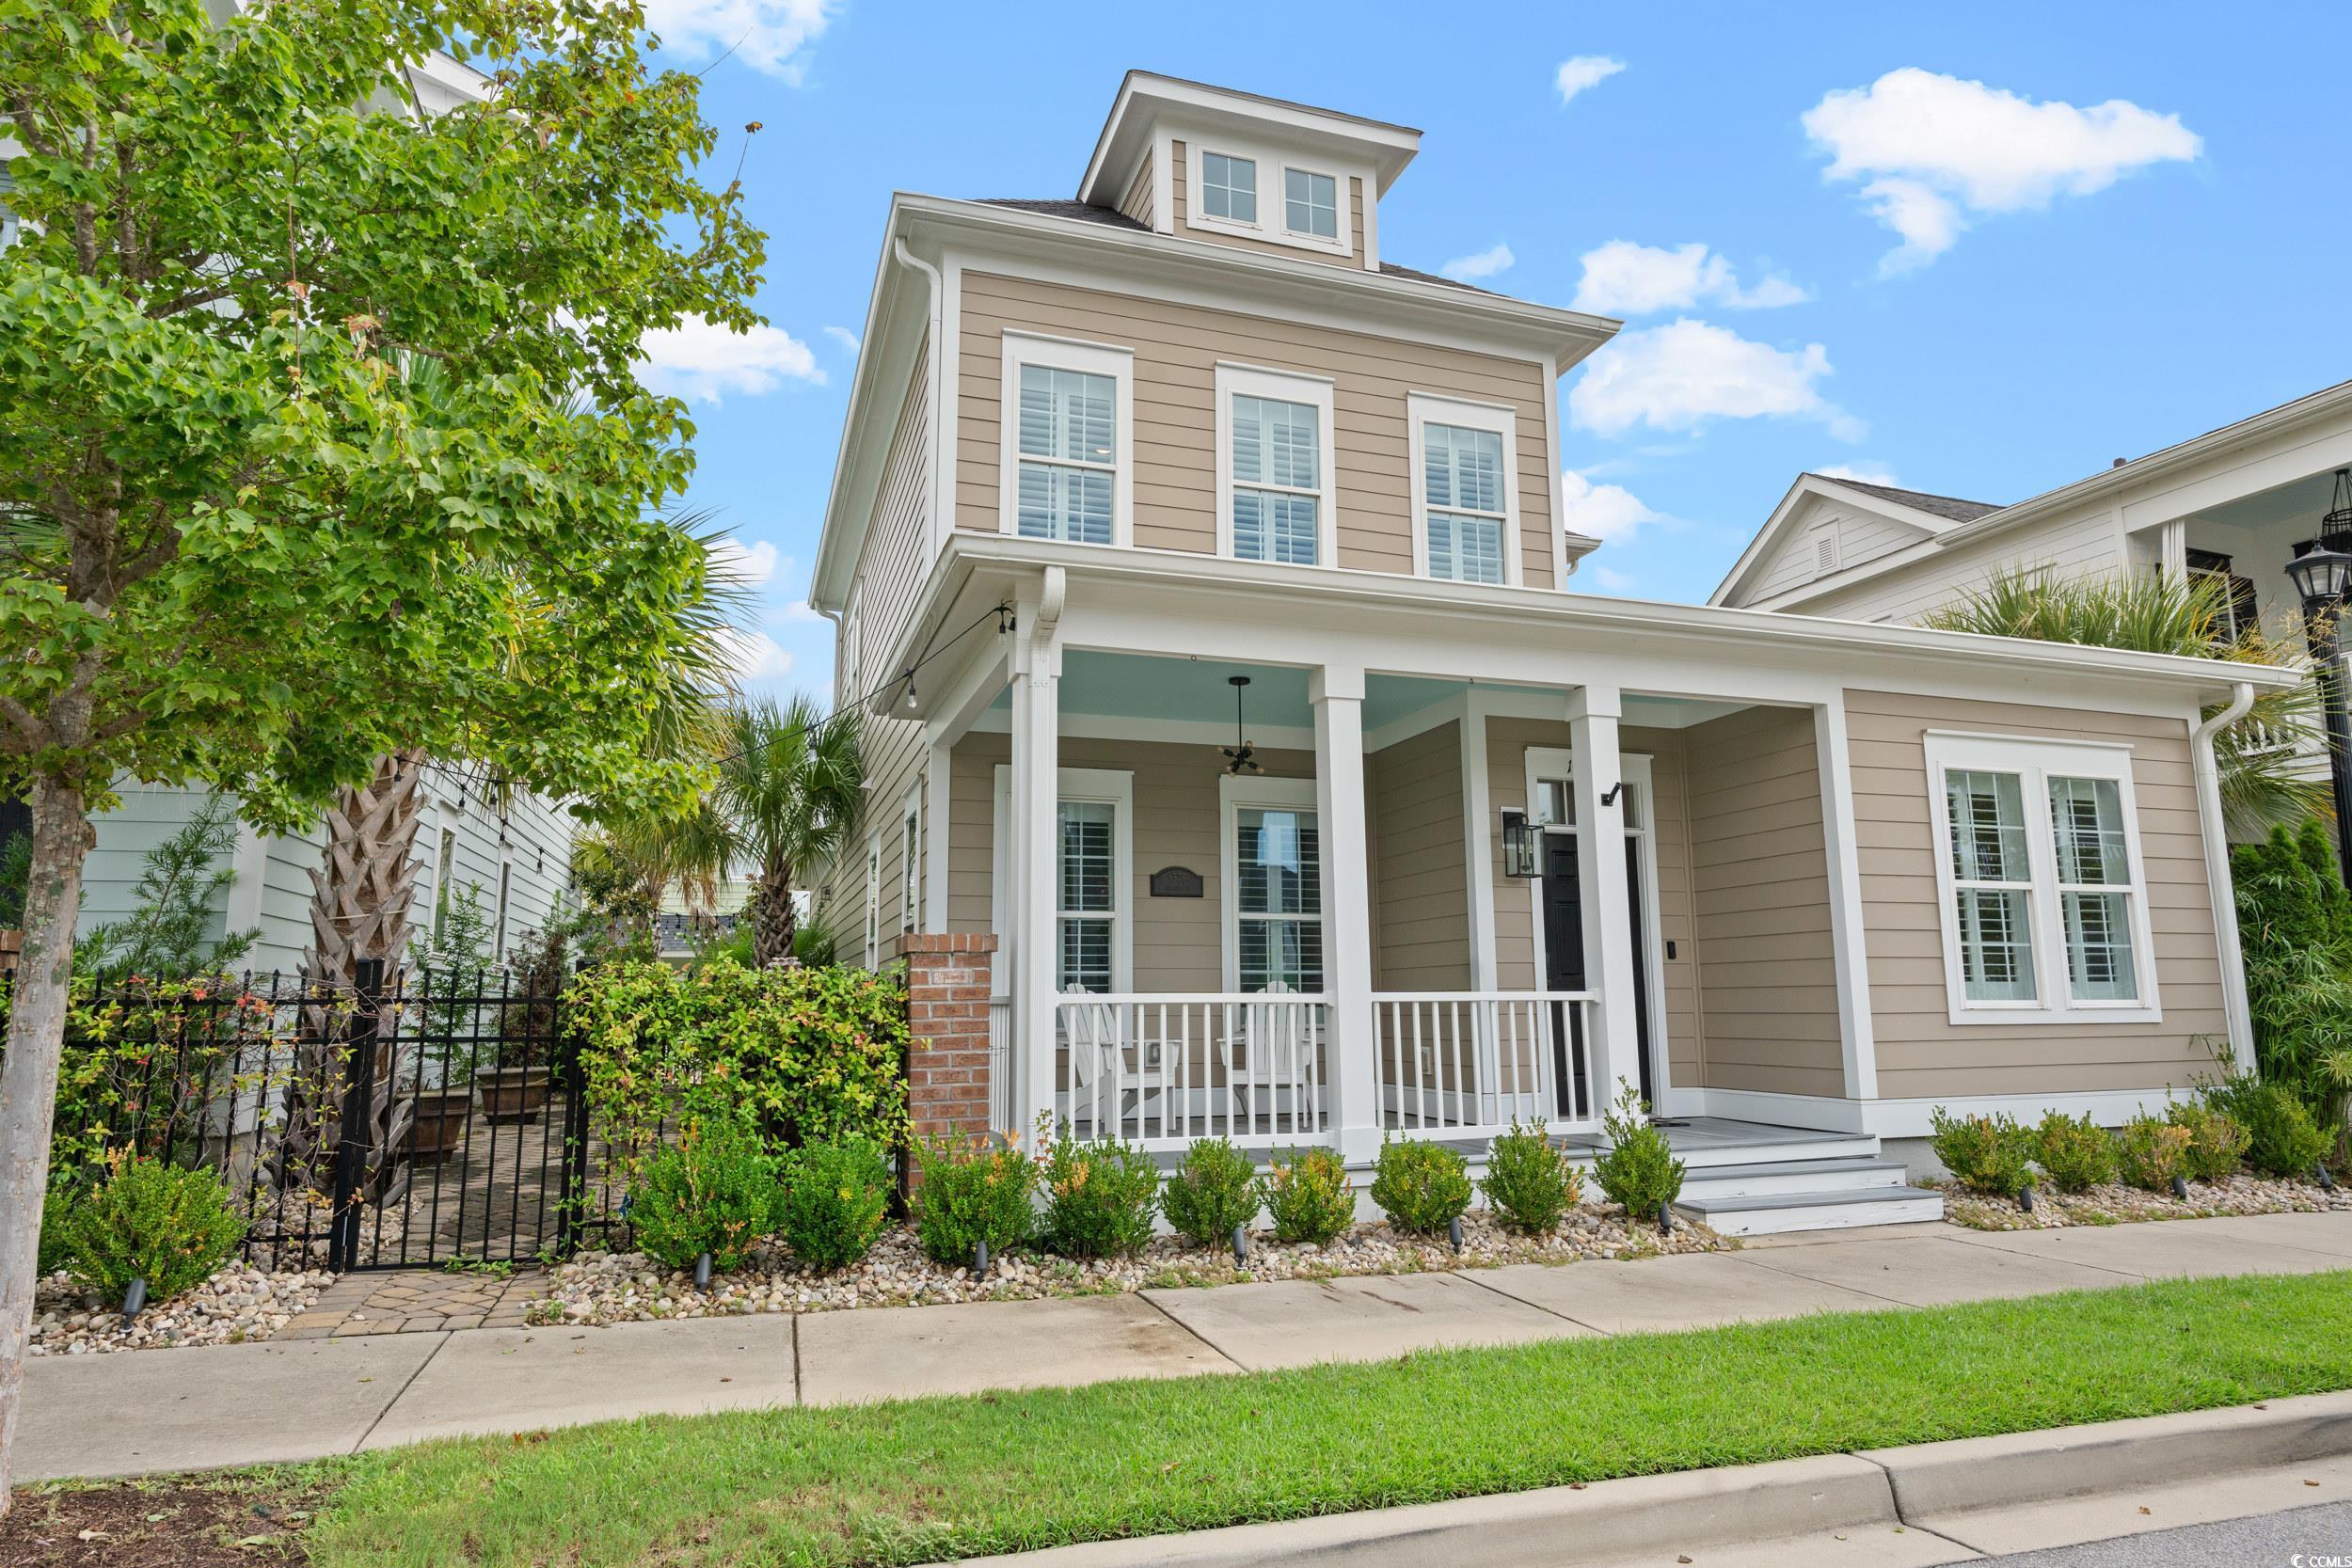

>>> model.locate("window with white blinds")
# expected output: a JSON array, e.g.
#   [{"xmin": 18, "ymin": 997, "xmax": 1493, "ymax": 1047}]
[
  {"xmin": 1421, "ymin": 421, "xmax": 1508, "ymax": 584},
  {"xmin": 1000, "ymin": 334, "xmax": 1130, "ymax": 548},
  {"xmin": 1057, "ymin": 799, "xmax": 1119, "ymax": 993},
  {"xmin": 1234, "ymin": 805, "xmax": 1323, "ymax": 991},
  {"xmin": 1217, "ymin": 364, "xmax": 1334, "ymax": 567},
  {"xmin": 1925, "ymin": 734, "xmax": 2157, "ymax": 1024}
]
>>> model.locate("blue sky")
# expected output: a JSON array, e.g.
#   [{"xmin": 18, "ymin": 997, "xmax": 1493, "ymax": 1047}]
[{"xmin": 632, "ymin": 0, "xmax": 2352, "ymax": 702}]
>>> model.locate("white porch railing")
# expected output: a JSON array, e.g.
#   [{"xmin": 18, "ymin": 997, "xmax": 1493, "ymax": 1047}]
[
  {"xmin": 1056, "ymin": 993, "xmax": 1328, "ymax": 1148},
  {"xmin": 1375, "ymin": 990, "xmax": 1598, "ymax": 1137}
]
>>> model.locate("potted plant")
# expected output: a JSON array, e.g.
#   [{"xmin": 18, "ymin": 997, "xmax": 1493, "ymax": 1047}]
[{"xmin": 477, "ymin": 916, "xmax": 571, "ymax": 1125}]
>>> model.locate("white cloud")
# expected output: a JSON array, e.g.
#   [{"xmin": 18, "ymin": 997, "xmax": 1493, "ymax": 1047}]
[
  {"xmin": 1555, "ymin": 55, "xmax": 1626, "ymax": 105},
  {"xmin": 771, "ymin": 599, "xmax": 826, "ymax": 624},
  {"xmin": 1568, "ymin": 318, "xmax": 1864, "ymax": 441},
  {"xmin": 1570, "ymin": 241, "xmax": 1810, "ymax": 316},
  {"xmin": 1439, "ymin": 242, "xmax": 1515, "ymax": 283},
  {"xmin": 1802, "ymin": 68, "xmax": 2201, "ymax": 272},
  {"xmin": 1559, "ymin": 469, "xmax": 1661, "ymax": 545},
  {"xmin": 1586, "ymin": 564, "xmax": 1637, "ymax": 594},
  {"xmin": 636, "ymin": 0, "xmax": 836, "ymax": 81},
  {"xmin": 717, "ymin": 626, "xmax": 795, "ymax": 684},
  {"xmin": 706, "ymin": 537, "xmax": 779, "ymax": 588},
  {"xmin": 822, "ymin": 325, "xmax": 861, "ymax": 355},
  {"xmin": 1814, "ymin": 463, "xmax": 1902, "ymax": 486},
  {"xmin": 634, "ymin": 314, "xmax": 824, "ymax": 404}
]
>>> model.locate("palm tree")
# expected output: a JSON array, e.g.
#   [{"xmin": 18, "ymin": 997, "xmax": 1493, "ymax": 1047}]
[
  {"xmin": 1921, "ymin": 568, "xmax": 2327, "ymax": 834},
  {"xmin": 714, "ymin": 696, "xmax": 865, "ymax": 968},
  {"xmin": 571, "ymin": 795, "xmax": 735, "ymax": 947}
]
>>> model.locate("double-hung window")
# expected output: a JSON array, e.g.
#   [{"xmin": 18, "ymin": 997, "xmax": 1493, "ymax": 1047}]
[
  {"xmin": 1222, "ymin": 778, "xmax": 1324, "ymax": 993},
  {"xmin": 1409, "ymin": 394, "xmax": 1518, "ymax": 586},
  {"xmin": 1925, "ymin": 733, "xmax": 2158, "ymax": 1024},
  {"xmin": 1216, "ymin": 364, "xmax": 1335, "ymax": 566},
  {"xmin": 899, "ymin": 784, "xmax": 922, "ymax": 938},
  {"xmin": 1283, "ymin": 168, "xmax": 1338, "ymax": 239},
  {"xmin": 1200, "ymin": 151, "xmax": 1256, "ymax": 222},
  {"xmin": 1000, "ymin": 333, "xmax": 1132, "ymax": 548},
  {"xmin": 863, "ymin": 835, "xmax": 882, "ymax": 969},
  {"xmin": 1057, "ymin": 800, "xmax": 1117, "ymax": 992}
]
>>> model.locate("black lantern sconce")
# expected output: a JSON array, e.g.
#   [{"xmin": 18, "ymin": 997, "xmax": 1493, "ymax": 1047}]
[
  {"xmin": 1501, "ymin": 808, "xmax": 1537, "ymax": 879},
  {"xmin": 2287, "ymin": 467, "xmax": 2352, "ymax": 888}
]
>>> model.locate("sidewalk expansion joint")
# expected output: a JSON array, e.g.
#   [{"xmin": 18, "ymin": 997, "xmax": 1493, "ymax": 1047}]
[
  {"xmin": 350, "ymin": 1331, "xmax": 452, "ymax": 1455},
  {"xmin": 1454, "ymin": 1269, "xmax": 1612, "ymax": 1335}
]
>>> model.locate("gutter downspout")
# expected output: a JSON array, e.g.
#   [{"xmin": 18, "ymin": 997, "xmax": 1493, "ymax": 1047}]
[
  {"xmin": 893, "ymin": 238, "xmax": 947, "ymax": 558},
  {"xmin": 2193, "ymin": 680, "xmax": 2258, "ymax": 1074}
]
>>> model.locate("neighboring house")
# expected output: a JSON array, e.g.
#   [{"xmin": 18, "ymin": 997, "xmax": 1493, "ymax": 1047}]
[
  {"xmin": 807, "ymin": 71, "xmax": 2289, "ymax": 1231},
  {"xmin": 1711, "ymin": 380, "xmax": 2352, "ymax": 633}
]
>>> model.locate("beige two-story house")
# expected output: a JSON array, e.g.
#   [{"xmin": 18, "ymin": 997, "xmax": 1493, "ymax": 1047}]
[{"xmin": 809, "ymin": 73, "xmax": 2288, "ymax": 1232}]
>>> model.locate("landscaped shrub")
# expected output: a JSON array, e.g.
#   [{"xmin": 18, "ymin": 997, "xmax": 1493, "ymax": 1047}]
[
  {"xmin": 570, "ymin": 958, "xmax": 912, "ymax": 1180},
  {"xmin": 1593, "ymin": 1083, "xmax": 1687, "ymax": 1219},
  {"xmin": 1929, "ymin": 1106, "xmax": 2034, "ymax": 1196},
  {"xmin": 2232, "ymin": 818, "xmax": 2352, "ymax": 1152},
  {"xmin": 1262, "ymin": 1146, "xmax": 1355, "ymax": 1245},
  {"xmin": 2031, "ymin": 1112, "xmax": 2115, "ymax": 1194},
  {"xmin": 627, "ymin": 1118, "xmax": 778, "ymax": 1274},
  {"xmin": 1036, "ymin": 1129, "xmax": 1161, "ymax": 1259},
  {"xmin": 1479, "ymin": 1117, "xmax": 1582, "ymax": 1235},
  {"xmin": 2207, "ymin": 1077, "xmax": 2333, "ymax": 1177},
  {"xmin": 1161, "ymin": 1138, "xmax": 1261, "ymax": 1249},
  {"xmin": 913, "ymin": 1134, "xmax": 1038, "ymax": 1265},
  {"xmin": 38, "ymin": 1189, "xmax": 74, "ymax": 1276},
  {"xmin": 64, "ymin": 1156, "xmax": 246, "ymax": 1301},
  {"xmin": 2115, "ymin": 1112, "xmax": 2194, "ymax": 1192},
  {"xmin": 1369, "ymin": 1137, "xmax": 1473, "ymax": 1235},
  {"xmin": 2167, "ymin": 1101, "xmax": 2251, "ymax": 1182},
  {"xmin": 773, "ymin": 1138, "xmax": 892, "ymax": 1270}
]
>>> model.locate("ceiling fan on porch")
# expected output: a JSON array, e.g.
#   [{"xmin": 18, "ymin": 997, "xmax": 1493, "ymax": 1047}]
[{"xmin": 1221, "ymin": 675, "xmax": 1263, "ymax": 775}]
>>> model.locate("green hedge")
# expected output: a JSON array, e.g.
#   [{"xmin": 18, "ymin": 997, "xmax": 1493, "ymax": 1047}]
[{"xmin": 569, "ymin": 958, "xmax": 911, "ymax": 1179}]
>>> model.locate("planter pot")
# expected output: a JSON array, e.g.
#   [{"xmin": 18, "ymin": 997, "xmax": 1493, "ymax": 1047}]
[
  {"xmin": 477, "ymin": 1066, "xmax": 553, "ymax": 1126},
  {"xmin": 404, "ymin": 1088, "xmax": 473, "ymax": 1165}
]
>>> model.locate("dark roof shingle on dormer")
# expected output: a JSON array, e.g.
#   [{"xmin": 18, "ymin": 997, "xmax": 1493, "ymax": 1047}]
[{"xmin": 1804, "ymin": 474, "xmax": 2004, "ymax": 525}]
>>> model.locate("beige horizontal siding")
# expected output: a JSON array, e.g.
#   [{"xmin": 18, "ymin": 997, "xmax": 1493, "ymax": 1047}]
[
  {"xmin": 955, "ymin": 270, "xmax": 1556, "ymax": 587},
  {"xmin": 1369, "ymin": 720, "xmax": 1471, "ymax": 990},
  {"xmin": 1119, "ymin": 151, "xmax": 1154, "ymax": 228},
  {"xmin": 1682, "ymin": 705, "xmax": 1844, "ymax": 1099},
  {"xmin": 1843, "ymin": 688, "xmax": 2227, "ymax": 1100}
]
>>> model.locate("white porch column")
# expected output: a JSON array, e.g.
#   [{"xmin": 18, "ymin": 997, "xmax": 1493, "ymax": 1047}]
[
  {"xmin": 1009, "ymin": 571, "xmax": 1066, "ymax": 1137},
  {"xmin": 1312, "ymin": 664, "xmax": 1379, "ymax": 1159},
  {"xmin": 1458, "ymin": 689, "xmax": 1499, "ymax": 991},
  {"xmin": 1813, "ymin": 698, "xmax": 1881, "ymax": 1102},
  {"xmin": 1568, "ymin": 685, "xmax": 1641, "ymax": 1114}
]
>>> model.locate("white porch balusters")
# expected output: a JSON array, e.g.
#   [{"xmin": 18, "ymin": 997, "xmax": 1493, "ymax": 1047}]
[
  {"xmin": 1567, "ymin": 685, "xmax": 1642, "ymax": 1111},
  {"xmin": 1010, "ymin": 569, "xmax": 1066, "ymax": 1139},
  {"xmin": 1312, "ymin": 664, "xmax": 1379, "ymax": 1161}
]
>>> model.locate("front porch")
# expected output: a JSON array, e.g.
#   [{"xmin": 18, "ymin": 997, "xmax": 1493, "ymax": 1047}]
[{"xmin": 943, "ymin": 643, "xmax": 1882, "ymax": 1175}]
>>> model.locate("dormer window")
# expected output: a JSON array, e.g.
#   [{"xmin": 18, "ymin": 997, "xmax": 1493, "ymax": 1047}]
[
  {"xmin": 1284, "ymin": 168, "xmax": 1338, "ymax": 240},
  {"xmin": 1200, "ymin": 152, "xmax": 1256, "ymax": 223}
]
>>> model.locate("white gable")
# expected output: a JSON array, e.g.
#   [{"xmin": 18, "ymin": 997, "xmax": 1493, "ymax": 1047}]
[{"xmin": 1739, "ymin": 493, "xmax": 1940, "ymax": 605}]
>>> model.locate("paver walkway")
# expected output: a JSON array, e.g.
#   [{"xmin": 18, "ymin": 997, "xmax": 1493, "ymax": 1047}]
[{"xmin": 19, "ymin": 1211, "xmax": 2352, "ymax": 1481}]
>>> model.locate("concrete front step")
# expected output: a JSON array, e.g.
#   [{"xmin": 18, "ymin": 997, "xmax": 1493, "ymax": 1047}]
[
  {"xmin": 1656, "ymin": 1134, "xmax": 1883, "ymax": 1170},
  {"xmin": 1677, "ymin": 1156, "xmax": 1915, "ymax": 1201},
  {"xmin": 1676, "ymin": 1184, "xmax": 1946, "ymax": 1237}
]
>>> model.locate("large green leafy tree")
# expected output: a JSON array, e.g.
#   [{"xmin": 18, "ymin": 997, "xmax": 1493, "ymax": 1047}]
[{"xmin": 0, "ymin": 0, "xmax": 764, "ymax": 1507}]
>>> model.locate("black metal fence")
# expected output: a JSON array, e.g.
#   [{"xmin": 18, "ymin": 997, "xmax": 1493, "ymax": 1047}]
[{"xmin": 37, "ymin": 963, "xmax": 634, "ymax": 1273}]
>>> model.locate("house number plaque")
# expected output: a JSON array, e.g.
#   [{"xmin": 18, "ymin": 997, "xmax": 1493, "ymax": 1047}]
[{"xmin": 1149, "ymin": 866, "xmax": 1205, "ymax": 898}]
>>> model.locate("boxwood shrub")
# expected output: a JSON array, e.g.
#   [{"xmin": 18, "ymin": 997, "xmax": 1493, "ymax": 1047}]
[
  {"xmin": 2205, "ymin": 1078, "xmax": 2332, "ymax": 1177},
  {"xmin": 1161, "ymin": 1137, "xmax": 1260, "ymax": 1248},
  {"xmin": 914, "ymin": 1134, "xmax": 1037, "ymax": 1265},
  {"xmin": 2115, "ymin": 1112, "xmax": 2193, "ymax": 1192},
  {"xmin": 1930, "ymin": 1106, "xmax": 2034, "ymax": 1196},
  {"xmin": 628, "ymin": 1117, "xmax": 777, "ymax": 1274},
  {"xmin": 774, "ymin": 1138, "xmax": 892, "ymax": 1270},
  {"xmin": 2166, "ymin": 1101, "xmax": 2251, "ymax": 1182},
  {"xmin": 64, "ymin": 1156, "xmax": 246, "ymax": 1300},
  {"xmin": 1037, "ymin": 1129, "xmax": 1160, "ymax": 1259},
  {"xmin": 2031, "ymin": 1111, "xmax": 2115, "ymax": 1194},
  {"xmin": 1480, "ymin": 1117, "xmax": 1582, "ymax": 1234},
  {"xmin": 1594, "ymin": 1083, "xmax": 1686, "ymax": 1219},
  {"xmin": 1370, "ymin": 1137, "xmax": 1473, "ymax": 1235},
  {"xmin": 1262, "ymin": 1146, "xmax": 1354, "ymax": 1245}
]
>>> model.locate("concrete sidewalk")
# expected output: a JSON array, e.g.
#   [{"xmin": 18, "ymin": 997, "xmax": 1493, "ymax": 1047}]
[{"xmin": 18, "ymin": 1210, "xmax": 2352, "ymax": 1481}]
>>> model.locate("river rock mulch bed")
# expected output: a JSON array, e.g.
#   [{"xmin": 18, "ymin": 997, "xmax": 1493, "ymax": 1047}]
[
  {"xmin": 28, "ymin": 1264, "xmax": 333, "ymax": 1357},
  {"xmin": 528, "ymin": 1205, "xmax": 1724, "ymax": 1326},
  {"xmin": 1940, "ymin": 1171, "xmax": 2352, "ymax": 1230}
]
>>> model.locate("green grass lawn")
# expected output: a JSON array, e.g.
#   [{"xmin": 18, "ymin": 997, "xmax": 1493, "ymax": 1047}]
[{"xmin": 306, "ymin": 1271, "xmax": 2352, "ymax": 1568}]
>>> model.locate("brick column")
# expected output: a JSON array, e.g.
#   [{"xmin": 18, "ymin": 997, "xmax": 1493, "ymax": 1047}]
[{"xmin": 896, "ymin": 933, "xmax": 1000, "ymax": 1139}]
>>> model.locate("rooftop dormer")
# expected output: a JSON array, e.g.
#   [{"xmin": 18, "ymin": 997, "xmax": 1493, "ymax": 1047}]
[{"xmin": 1074, "ymin": 71, "xmax": 1421, "ymax": 273}]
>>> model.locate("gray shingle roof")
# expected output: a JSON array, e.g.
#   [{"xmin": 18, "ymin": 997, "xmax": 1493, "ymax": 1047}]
[
  {"xmin": 971, "ymin": 198, "xmax": 1500, "ymax": 295},
  {"xmin": 1805, "ymin": 474, "xmax": 2003, "ymax": 524}
]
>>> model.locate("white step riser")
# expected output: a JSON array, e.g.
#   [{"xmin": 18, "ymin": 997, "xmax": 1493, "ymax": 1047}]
[
  {"xmin": 1668, "ymin": 1139, "xmax": 1881, "ymax": 1170},
  {"xmin": 1680, "ymin": 1167, "xmax": 1911, "ymax": 1201},
  {"xmin": 1693, "ymin": 1195, "xmax": 1944, "ymax": 1236}
]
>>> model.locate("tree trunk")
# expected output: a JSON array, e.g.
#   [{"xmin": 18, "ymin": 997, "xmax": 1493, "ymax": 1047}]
[
  {"xmin": 751, "ymin": 860, "xmax": 796, "ymax": 969},
  {"xmin": 0, "ymin": 775, "xmax": 95, "ymax": 1516},
  {"xmin": 277, "ymin": 751, "xmax": 426, "ymax": 1198}
]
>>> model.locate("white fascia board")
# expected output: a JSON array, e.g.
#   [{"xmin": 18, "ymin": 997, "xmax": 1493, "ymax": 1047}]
[
  {"xmin": 877, "ymin": 533, "xmax": 2297, "ymax": 721},
  {"xmin": 811, "ymin": 197, "xmax": 929, "ymax": 613},
  {"xmin": 1078, "ymin": 71, "xmax": 1422, "ymax": 206}
]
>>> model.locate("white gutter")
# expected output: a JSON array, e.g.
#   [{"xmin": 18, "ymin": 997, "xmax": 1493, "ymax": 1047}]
[
  {"xmin": 893, "ymin": 237, "xmax": 947, "ymax": 562},
  {"xmin": 2193, "ymin": 680, "xmax": 2259, "ymax": 1072}
]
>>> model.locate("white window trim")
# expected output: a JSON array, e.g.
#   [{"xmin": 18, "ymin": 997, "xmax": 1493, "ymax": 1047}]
[
  {"xmin": 991, "ymin": 765, "xmax": 1135, "ymax": 993},
  {"xmin": 1406, "ymin": 391, "xmax": 1523, "ymax": 587},
  {"xmin": 863, "ymin": 833, "xmax": 882, "ymax": 969},
  {"xmin": 899, "ymin": 781, "xmax": 922, "ymax": 938},
  {"xmin": 1922, "ymin": 731, "xmax": 2162, "ymax": 1026},
  {"xmin": 996, "ymin": 330, "xmax": 1135, "ymax": 549},
  {"xmin": 1217, "ymin": 774, "xmax": 1324, "ymax": 993},
  {"xmin": 1214, "ymin": 361, "xmax": 1338, "ymax": 567},
  {"xmin": 1178, "ymin": 131, "xmax": 1356, "ymax": 259}
]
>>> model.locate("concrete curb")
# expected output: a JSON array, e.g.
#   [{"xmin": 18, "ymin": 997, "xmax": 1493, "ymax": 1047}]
[{"xmin": 951, "ymin": 1391, "xmax": 2352, "ymax": 1568}]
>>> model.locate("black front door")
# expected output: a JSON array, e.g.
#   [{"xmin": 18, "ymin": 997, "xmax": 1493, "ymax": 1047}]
[{"xmin": 1540, "ymin": 832, "xmax": 1655, "ymax": 1117}]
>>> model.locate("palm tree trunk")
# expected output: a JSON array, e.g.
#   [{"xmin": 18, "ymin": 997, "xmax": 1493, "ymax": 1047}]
[
  {"xmin": 278, "ymin": 750, "xmax": 427, "ymax": 1197},
  {"xmin": 751, "ymin": 859, "xmax": 797, "ymax": 968}
]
